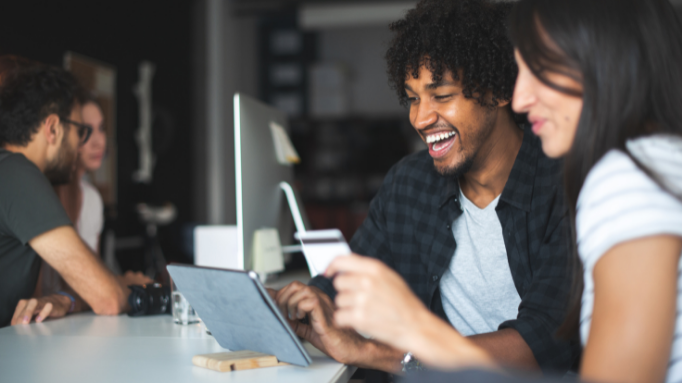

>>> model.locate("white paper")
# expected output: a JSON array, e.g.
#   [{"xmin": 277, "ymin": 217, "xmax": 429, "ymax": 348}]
[{"xmin": 269, "ymin": 121, "xmax": 301, "ymax": 165}]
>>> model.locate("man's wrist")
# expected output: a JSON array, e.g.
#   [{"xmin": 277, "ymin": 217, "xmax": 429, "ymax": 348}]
[
  {"xmin": 55, "ymin": 291, "xmax": 76, "ymax": 313},
  {"xmin": 351, "ymin": 338, "xmax": 404, "ymax": 373},
  {"xmin": 339, "ymin": 334, "xmax": 372, "ymax": 366}
]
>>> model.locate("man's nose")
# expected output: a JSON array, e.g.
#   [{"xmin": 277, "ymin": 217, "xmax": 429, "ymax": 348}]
[{"xmin": 411, "ymin": 100, "xmax": 438, "ymax": 131}]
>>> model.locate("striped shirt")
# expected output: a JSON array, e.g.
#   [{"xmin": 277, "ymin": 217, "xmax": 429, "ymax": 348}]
[{"xmin": 578, "ymin": 135, "xmax": 682, "ymax": 383}]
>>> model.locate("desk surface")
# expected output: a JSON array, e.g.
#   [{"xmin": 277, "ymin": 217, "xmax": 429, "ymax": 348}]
[{"xmin": 0, "ymin": 313, "xmax": 355, "ymax": 383}]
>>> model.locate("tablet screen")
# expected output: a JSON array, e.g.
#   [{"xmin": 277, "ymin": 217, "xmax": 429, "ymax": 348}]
[{"xmin": 167, "ymin": 265, "xmax": 312, "ymax": 366}]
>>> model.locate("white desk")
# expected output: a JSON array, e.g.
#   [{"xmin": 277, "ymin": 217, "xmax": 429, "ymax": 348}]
[{"xmin": 0, "ymin": 313, "xmax": 355, "ymax": 383}]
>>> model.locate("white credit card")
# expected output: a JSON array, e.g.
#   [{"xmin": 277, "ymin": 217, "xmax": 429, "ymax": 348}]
[{"xmin": 295, "ymin": 229, "xmax": 351, "ymax": 277}]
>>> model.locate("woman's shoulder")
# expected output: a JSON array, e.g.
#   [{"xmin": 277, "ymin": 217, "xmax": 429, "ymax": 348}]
[
  {"xmin": 578, "ymin": 150, "xmax": 641, "ymax": 211},
  {"xmin": 581, "ymin": 134, "xmax": 682, "ymax": 204},
  {"xmin": 626, "ymin": 134, "xmax": 682, "ymax": 159},
  {"xmin": 577, "ymin": 134, "xmax": 682, "ymax": 264},
  {"xmin": 627, "ymin": 134, "xmax": 682, "ymax": 193}
]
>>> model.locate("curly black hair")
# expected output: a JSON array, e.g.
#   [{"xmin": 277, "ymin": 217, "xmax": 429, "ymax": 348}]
[
  {"xmin": 0, "ymin": 65, "xmax": 83, "ymax": 147},
  {"xmin": 386, "ymin": 0, "xmax": 517, "ymax": 108}
]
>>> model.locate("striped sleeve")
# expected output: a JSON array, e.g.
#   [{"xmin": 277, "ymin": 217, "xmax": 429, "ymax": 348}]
[{"xmin": 576, "ymin": 137, "xmax": 682, "ymax": 270}]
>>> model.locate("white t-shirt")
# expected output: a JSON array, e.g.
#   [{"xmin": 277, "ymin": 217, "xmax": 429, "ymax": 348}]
[
  {"xmin": 77, "ymin": 179, "xmax": 104, "ymax": 252},
  {"xmin": 578, "ymin": 135, "xmax": 682, "ymax": 383},
  {"xmin": 440, "ymin": 187, "xmax": 521, "ymax": 336}
]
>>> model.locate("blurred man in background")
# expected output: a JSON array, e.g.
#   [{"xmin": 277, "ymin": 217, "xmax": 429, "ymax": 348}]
[{"xmin": 0, "ymin": 65, "xmax": 130, "ymax": 327}]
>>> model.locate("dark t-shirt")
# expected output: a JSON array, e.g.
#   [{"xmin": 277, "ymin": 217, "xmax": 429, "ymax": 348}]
[{"xmin": 0, "ymin": 149, "xmax": 71, "ymax": 327}]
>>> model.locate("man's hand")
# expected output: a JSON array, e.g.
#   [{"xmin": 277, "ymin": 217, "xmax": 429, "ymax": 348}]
[
  {"xmin": 265, "ymin": 288, "xmax": 278, "ymax": 301},
  {"xmin": 11, "ymin": 294, "xmax": 71, "ymax": 325},
  {"xmin": 117, "ymin": 270, "xmax": 154, "ymax": 286},
  {"xmin": 275, "ymin": 281, "xmax": 371, "ymax": 365}
]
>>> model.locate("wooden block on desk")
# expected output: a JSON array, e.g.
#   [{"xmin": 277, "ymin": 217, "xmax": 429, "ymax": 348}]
[{"xmin": 192, "ymin": 350, "xmax": 289, "ymax": 372}]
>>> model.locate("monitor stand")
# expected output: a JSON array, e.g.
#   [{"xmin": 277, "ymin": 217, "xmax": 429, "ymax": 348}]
[
  {"xmin": 252, "ymin": 182, "xmax": 307, "ymax": 282},
  {"xmin": 279, "ymin": 181, "xmax": 307, "ymax": 254}
]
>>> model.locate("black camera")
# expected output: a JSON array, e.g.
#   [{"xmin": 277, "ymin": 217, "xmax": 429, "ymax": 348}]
[{"xmin": 127, "ymin": 283, "xmax": 171, "ymax": 317}]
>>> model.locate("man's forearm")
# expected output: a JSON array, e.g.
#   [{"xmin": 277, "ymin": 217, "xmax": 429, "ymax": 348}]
[
  {"xmin": 63, "ymin": 277, "xmax": 126, "ymax": 314},
  {"xmin": 468, "ymin": 328, "xmax": 539, "ymax": 370},
  {"xmin": 31, "ymin": 226, "xmax": 130, "ymax": 315},
  {"xmin": 353, "ymin": 339, "xmax": 404, "ymax": 373}
]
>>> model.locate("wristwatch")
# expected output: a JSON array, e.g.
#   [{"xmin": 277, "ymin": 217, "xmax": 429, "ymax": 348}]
[
  {"xmin": 56, "ymin": 291, "xmax": 76, "ymax": 313},
  {"xmin": 401, "ymin": 352, "xmax": 424, "ymax": 373}
]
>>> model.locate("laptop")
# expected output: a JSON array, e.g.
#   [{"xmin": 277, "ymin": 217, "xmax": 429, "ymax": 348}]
[{"xmin": 166, "ymin": 264, "xmax": 312, "ymax": 366}]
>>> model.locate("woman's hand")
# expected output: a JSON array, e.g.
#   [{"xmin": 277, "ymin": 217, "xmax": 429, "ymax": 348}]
[
  {"xmin": 325, "ymin": 254, "xmax": 432, "ymax": 352},
  {"xmin": 326, "ymin": 254, "xmax": 494, "ymax": 370}
]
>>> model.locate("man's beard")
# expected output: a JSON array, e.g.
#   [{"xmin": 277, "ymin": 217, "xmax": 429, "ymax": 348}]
[
  {"xmin": 435, "ymin": 152, "xmax": 475, "ymax": 178},
  {"xmin": 431, "ymin": 110, "xmax": 497, "ymax": 178},
  {"xmin": 45, "ymin": 134, "xmax": 77, "ymax": 185}
]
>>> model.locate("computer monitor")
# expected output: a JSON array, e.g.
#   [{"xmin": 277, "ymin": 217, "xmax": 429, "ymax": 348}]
[{"xmin": 234, "ymin": 93, "xmax": 308, "ymax": 271}]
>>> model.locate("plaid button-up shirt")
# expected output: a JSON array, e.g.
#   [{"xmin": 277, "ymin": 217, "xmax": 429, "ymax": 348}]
[{"xmin": 310, "ymin": 126, "xmax": 579, "ymax": 373}]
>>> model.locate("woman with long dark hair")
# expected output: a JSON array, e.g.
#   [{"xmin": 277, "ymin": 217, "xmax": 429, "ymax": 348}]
[{"xmin": 324, "ymin": 0, "xmax": 682, "ymax": 382}]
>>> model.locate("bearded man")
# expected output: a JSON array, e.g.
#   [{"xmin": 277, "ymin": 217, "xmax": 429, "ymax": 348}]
[
  {"xmin": 273, "ymin": 0, "xmax": 579, "ymax": 376},
  {"xmin": 0, "ymin": 65, "xmax": 129, "ymax": 327}
]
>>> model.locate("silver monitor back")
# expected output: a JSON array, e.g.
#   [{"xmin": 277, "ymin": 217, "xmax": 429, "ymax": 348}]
[{"xmin": 234, "ymin": 93, "xmax": 296, "ymax": 271}]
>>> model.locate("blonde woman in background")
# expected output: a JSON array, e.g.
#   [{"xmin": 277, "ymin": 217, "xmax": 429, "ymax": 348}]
[{"xmin": 39, "ymin": 95, "xmax": 151, "ymax": 297}]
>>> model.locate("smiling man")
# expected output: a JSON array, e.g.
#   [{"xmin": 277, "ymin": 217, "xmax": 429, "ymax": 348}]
[{"xmin": 274, "ymin": 0, "xmax": 578, "ymax": 376}]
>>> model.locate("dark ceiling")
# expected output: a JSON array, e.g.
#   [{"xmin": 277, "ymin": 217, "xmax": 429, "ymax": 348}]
[
  {"xmin": 233, "ymin": 0, "xmax": 408, "ymax": 15},
  {"xmin": 232, "ymin": 0, "xmax": 682, "ymax": 15}
]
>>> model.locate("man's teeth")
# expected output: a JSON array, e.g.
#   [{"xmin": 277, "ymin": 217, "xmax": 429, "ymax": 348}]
[{"xmin": 426, "ymin": 131, "xmax": 456, "ymax": 144}]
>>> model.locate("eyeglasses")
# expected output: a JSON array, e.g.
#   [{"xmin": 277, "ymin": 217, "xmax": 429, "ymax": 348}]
[{"xmin": 61, "ymin": 118, "xmax": 93, "ymax": 145}]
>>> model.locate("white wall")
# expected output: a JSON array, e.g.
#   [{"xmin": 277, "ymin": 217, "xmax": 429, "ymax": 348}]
[{"xmin": 193, "ymin": 0, "xmax": 259, "ymax": 225}]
